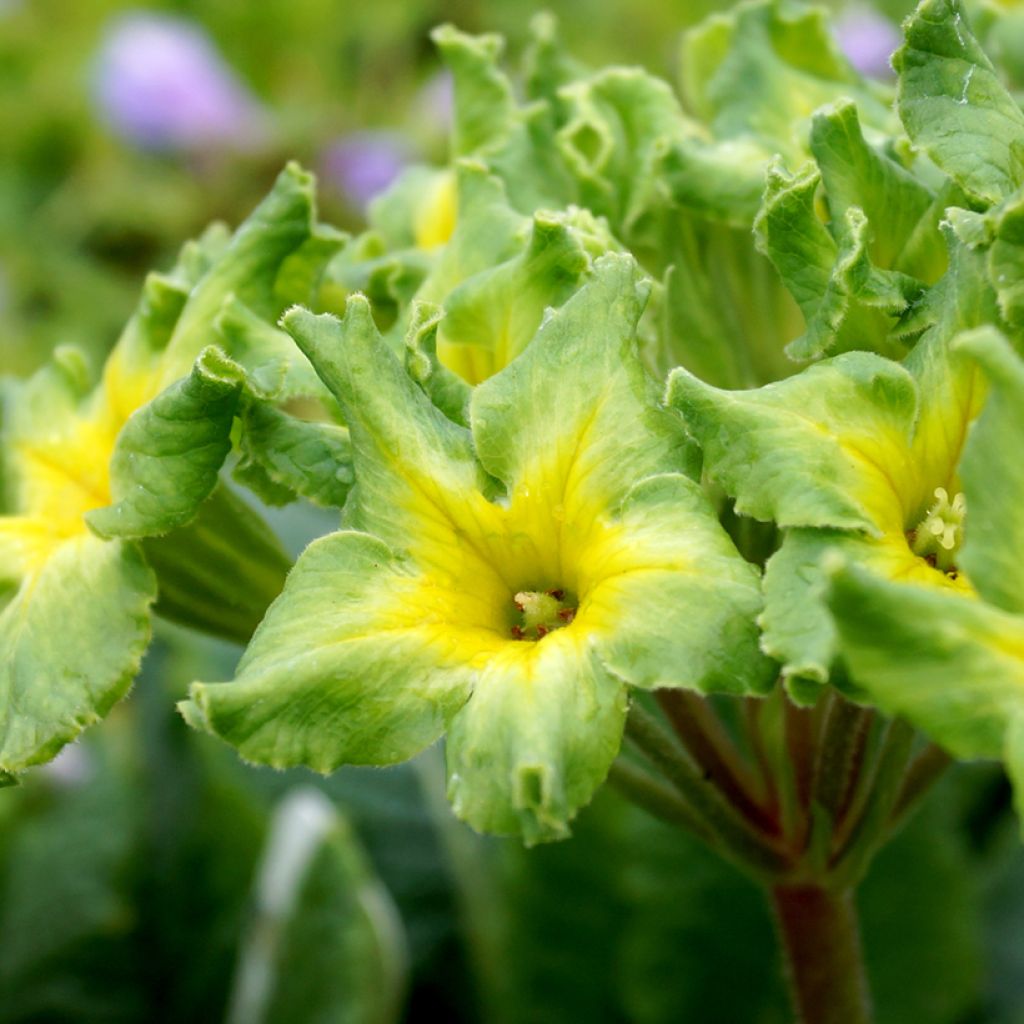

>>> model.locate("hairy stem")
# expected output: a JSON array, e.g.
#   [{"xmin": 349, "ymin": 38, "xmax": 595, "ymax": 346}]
[
  {"xmin": 771, "ymin": 885, "xmax": 873, "ymax": 1024},
  {"xmin": 889, "ymin": 743, "xmax": 953, "ymax": 831},
  {"xmin": 656, "ymin": 690, "xmax": 778, "ymax": 834},
  {"xmin": 607, "ymin": 759, "xmax": 715, "ymax": 843},
  {"xmin": 624, "ymin": 704, "xmax": 789, "ymax": 877},
  {"xmin": 814, "ymin": 694, "xmax": 875, "ymax": 824}
]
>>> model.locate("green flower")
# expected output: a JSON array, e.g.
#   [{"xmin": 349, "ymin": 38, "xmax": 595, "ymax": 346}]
[
  {"xmin": 825, "ymin": 326, "xmax": 1024, "ymax": 808},
  {"xmin": 183, "ymin": 255, "xmax": 773, "ymax": 843},
  {"xmin": 666, "ymin": 231, "xmax": 992, "ymax": 696},
  {"xmin": 0, "ymin": 164, "xmax": 329, "ymax": 778}
]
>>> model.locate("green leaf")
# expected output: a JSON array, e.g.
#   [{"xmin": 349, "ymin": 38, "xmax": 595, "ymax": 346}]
[
  {"xmin": 858, "ymin": 788, "xmax": 983, "ymax": 1024},
  {"xmin": 895, "ymin": 0, "xmax": 1024, "ymax": 206},
  {"xmin": 226, "ymin": 788, "xmax": 406, "ymax": 1024},
  {"xmin": 495, "ymin": 794, "xmax": 633, "ymax": 1024},
  {"xmin": 86, "ymin": 348, "xmax": 245, "ymax": 540},
  {"xmin": 0, "ymin": 535, "xmax": 155, "ymax": 774},
  {"xmin": 0, "ymin": 750, "xmax": 141, "ymax": 1022}
]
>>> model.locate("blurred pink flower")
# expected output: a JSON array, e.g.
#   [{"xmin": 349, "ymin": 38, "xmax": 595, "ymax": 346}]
[{"xmin": 93, "ymin": 12, "xmax": 269, "ymax": 152}]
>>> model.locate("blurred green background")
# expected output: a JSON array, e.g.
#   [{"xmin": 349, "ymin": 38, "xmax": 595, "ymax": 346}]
[
  {"xmin": 6, "ymin": 2, "xmax": 1024, "ymax": 1023},
  {"xmin": 0, "ymin": 0, "xmax": 916, "ymax": 377}
]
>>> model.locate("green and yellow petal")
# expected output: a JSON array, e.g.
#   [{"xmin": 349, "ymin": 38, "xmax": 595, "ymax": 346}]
[
  {"xmin": 446, "ymin": 635, "xmax": 628, "ymax": 845},
  {"xmin": 828, "ymin": 561, "xmax": 1023, "ymax": 762},
  {"xmin": 183, "ymin": 531, "xmax": 482, "ymax": 771},
  {"xmin": 0, "ymin": 534, "xmax": 155, "ymax": 774}
]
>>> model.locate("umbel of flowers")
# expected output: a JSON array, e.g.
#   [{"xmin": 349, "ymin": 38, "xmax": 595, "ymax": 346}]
[{"xmin": 9, "ymin": 1, "xmax": 1024, "ymax": 1021}]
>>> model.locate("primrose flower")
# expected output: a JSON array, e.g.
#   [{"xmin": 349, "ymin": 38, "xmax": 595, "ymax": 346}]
[
  {"xmin": 667, "ymin": 244, "xmax": 986, "ymax": 695},
  {"xmin": 183, "ymin": 255, "xmax": 773, "ymax": 842},
  {"xmin": 0, "ymin": 166, "xmax": 323, "ymax": 778},
  {"xmin": 825, "ymin": 328, "xmax": 1024, "ymax": 805},
  {"xmin": 93, "ymin": 12, "xmax": 267, "ymax": 152}
]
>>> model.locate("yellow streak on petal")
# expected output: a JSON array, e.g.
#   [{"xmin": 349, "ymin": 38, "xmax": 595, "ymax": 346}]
[
  {"xmin": 0, "ymin": 516, "xmax": 57, "ymax": 578},
  {"xmin": 839, "ymin": 431, "xmax": 915, "ymax": 533},
  {"xmin": 101, "ymin": 346, "xmax": 162, "ymax": 424},
  {"xmin": 414, "ymin": 171, "xmax": 457, "ymax": 250},
  {"xmin": 374, "ymin": 434, "xmax": 682, "ymax": 669},
  {"xmin": 4, "ymin": 363, "xmax": 152, "ymax": 573}
]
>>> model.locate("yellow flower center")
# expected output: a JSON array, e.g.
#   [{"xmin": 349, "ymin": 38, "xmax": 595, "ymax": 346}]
[
  {"xmin": 909, "ymin": 487, "xmax": 966, "ymax": 575},
  {"xmin": 511, "ymin": 588, "xmax": 577, "ymax": 640}
]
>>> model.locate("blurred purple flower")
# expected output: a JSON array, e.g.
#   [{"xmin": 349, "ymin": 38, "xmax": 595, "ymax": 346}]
[
  {"xmin": 320, "ymin": 132, "xmax": 411, "ymax": 212},
  {"xmin": 93, "ymin": 12, "xmax": 268, "ymax": 152},
  {"xmin": 834, "ymin": 6, "xmax": 902, "ymax": 79}
]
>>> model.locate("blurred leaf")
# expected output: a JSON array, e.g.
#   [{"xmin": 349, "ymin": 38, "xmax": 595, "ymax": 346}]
[
  {"xmin": 0, "ymin": 750, "xmax": 142, "ymax": 1024},
  {"xmin": 859, "ymin": 774, "xmax": 984, "ymax": 1024},
  {"xmin": 226, "ymin": 788, "xmax": 407, "ymax": 1024}
]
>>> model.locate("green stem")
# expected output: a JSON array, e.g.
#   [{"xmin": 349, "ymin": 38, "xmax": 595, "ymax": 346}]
[
  {"xmin": 813, "ymin": 694, "xmax": 875, "ymax": 823},
  {"xmin": 888, "ymin": 743, "xmax": 952, "ymax": 831},
  {"xmin": 771, "ymin": 885, "xmax": 873, "ymax": 1024},
  {"xmin": 831, "ymin": 718, "xmax": 916, "ymax": 885},
  {"xmin": 743, "ymin": 696, "xmax": 779, "ymax": 811},
  {"xmin": 656, "ymin": 690, "xmax": 778, "ymax": 834},
  {"xmin": 624, "ymin": 704, "xmax": 790, "ymax": 877},
  {"xmin": 607, "ymin": 760, "xmax": 715, "ymax": 844},
  {"xmin": 784, "ymin": 698, "xmax": 818, "ymax": 848}
]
